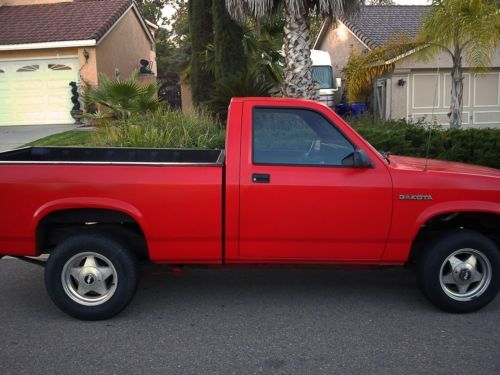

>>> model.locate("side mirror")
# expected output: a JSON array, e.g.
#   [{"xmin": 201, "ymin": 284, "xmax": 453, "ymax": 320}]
[
  {"xmin": 342, "ymin": 149, "xmax": 373, "ymax": 168},
  {"xmin": 353, "ymin": 149, "xmax": 373, "ymax": 168}
]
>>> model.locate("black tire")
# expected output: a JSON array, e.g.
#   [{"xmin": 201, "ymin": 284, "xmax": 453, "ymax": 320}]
[
  {"xmin": 417, "ymin": 229, "xmax": 499, "ymax": 313},
  {"xmin": 45, "ymin": 233, "xmax": 138, "ymax": 320}
]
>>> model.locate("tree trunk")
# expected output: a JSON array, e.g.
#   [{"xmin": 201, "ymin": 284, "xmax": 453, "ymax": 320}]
[
  {"xmin": 449, "ymin": 48, "xmax": 463, "ymax": 129},
  {"xmin": 281, "ymin": 7, "xmax": 319, "ymax": 99},
  {"xmin": 189, "ymin": 0, "xmax": 215, "ymax": 106}
]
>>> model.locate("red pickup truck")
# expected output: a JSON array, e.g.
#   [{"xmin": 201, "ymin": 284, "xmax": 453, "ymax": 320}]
[{"xmin": 0, "ymin": 98, "xmax": 499, "ymax": 320}]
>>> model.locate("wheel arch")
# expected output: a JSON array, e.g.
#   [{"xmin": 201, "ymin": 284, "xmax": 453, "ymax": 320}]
[
  {"xmin": 408, "ymin": 209, "xmax": 500, "ymax": 263},
  {"xmin": 35, "ymin": 203, "xmax": 149, "ymax": 260}
]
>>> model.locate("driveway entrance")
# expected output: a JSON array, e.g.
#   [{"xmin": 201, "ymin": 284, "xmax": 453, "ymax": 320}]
[{"xmin": 0, "ymin": 124, "xmax": 76, "ymax": 152}]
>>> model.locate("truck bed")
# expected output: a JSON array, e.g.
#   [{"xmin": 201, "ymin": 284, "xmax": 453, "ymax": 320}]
[
  {"xmin": 0, "ymin": 147, "xmax": 224, "ymax": 165},
  {"xmin": 0, "ymin": 146, "xmax": 224, "ymax": 261}
]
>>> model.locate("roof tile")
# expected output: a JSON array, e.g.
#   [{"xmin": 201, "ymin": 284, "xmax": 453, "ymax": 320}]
[
  {"xmin": 0, "ymin": 0, "xmax": 134, "ymax": 45},
  {"xmin": 342, "ymin": 5, "xmax": 431, "ymax": 49}
]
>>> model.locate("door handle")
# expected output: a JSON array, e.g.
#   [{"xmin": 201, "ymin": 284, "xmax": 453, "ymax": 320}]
[{"xmin": 252, "ymin": 173, "xmax": 270, "ymax": 183}]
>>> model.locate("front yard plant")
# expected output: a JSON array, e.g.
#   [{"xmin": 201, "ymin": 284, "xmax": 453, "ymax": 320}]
[
  {"xmin": 92, "ymin": 108, "xmax": 225, "ymax": 149},
  {"xmin": 84, "ymin": 71, "xmax": 160, "ymax": 119},
  {"xmin": 350, "ymin": 117, "xmax": 500, "ymax": 169}
]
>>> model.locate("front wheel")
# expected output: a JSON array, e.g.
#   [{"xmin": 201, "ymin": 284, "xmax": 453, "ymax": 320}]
[
  {"xmin": 45, "ymin": 234, "xmax": 138, "ymax": 320},
  {"xmin": 417, "ymin": 230, "xmax": 499, "ymax": 313}
]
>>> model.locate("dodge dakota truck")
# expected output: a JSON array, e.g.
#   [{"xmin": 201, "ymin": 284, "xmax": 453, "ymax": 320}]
[{"xmin": 0, "ymin": 98, "xmax": 498, "ymax": 320}]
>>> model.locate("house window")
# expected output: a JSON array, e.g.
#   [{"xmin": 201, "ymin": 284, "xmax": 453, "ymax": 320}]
[
  {"xmin": 48, "ymin": 64, "xmax": 72, "ymax": 71},
  {"xmin": 17, "ymin": 65, "xmax": 39, "ymax": 72}
]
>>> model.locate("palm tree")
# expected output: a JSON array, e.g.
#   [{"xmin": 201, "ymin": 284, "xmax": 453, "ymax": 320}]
[
  {"xmin": 418, "ymin": 0, "xmax": 500, "ymax": 128},
  {"xmin": 84, "ymin": 71, "xmax": 159, "ymax": 119},
  {"xmin": 225, "ymin": 0, "xmax": 361, "ymax": 99}
]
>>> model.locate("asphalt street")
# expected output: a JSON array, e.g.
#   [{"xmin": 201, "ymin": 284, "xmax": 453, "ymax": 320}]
[{"xmin": 0, "ymin": 258, "xmax": 498, "ymax": 374}]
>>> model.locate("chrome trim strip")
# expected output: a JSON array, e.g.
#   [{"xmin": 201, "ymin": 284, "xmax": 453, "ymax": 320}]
[{"xmin": 0, "ymin": 161, "xmax": 223, "ymax": 166}]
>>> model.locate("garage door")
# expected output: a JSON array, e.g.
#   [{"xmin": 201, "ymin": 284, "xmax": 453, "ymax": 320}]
[
  {"xmin": 0, "ymin": 58, "xmax": 79, "ymax": 126},
  {"xmin": 407, "ymin": 71, "xmax": 500, "ymax": 128}
]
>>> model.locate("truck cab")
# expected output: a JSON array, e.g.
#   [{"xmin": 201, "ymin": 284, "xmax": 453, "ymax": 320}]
[{"xmin": 311, "ymin": 49, "xmax": 338, "ymax": 109}]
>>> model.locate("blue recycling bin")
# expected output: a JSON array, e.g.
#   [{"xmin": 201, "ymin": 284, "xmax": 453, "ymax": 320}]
[
  {"xmin": 350, "ymin": 102, "xmax": 368, "ymax": 118},
  {"xmin": 335, "ymin": 103, "xmax": 348, "ymax": 117}
]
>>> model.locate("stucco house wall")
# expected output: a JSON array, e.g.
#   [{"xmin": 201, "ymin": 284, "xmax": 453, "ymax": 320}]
[
  {"xmin": 0, "ymin": 48, "xmax": 78, "ymax": 61},
  {"xmin": 96, "ymin": 9, "xmax": 157, "ymax": 80}
]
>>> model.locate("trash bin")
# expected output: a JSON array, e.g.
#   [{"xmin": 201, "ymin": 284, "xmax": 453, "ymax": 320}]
[
  {"xmin": 350, "ymin": 102, "xmax": 367, "ymax": 118},
  {"xmin": 336, "ymin": 103, "xmax": 348, "ymax": 117}
]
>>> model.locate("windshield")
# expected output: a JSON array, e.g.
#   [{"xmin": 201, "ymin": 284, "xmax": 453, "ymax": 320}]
[{"xmin": 312, "ymin": 66, "xmax": 334, "ymax": 89}]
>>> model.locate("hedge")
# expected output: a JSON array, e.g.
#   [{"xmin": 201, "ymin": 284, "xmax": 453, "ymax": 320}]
[
  {"xmin": 92, "ymin": 108, "xmax": 225, "ymax": 149},
  {"xmin": 349, "ymin": 117, "xmax": 500, "ymax": 169}
]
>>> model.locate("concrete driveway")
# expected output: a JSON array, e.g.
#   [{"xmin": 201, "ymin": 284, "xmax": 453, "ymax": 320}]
[{"xmin": 0, "ymin": 124, "xmax": 76, "ymax": 152}]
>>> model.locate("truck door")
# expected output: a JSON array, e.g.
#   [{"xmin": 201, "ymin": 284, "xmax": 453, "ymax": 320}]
[{"xmin": 237, "ymin": 102, "xmax": 392, "ymax": 262}]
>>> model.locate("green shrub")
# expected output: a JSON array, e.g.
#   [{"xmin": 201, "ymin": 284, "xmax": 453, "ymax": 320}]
[
  {"xmin": 84, "ymin": 71, "xmax": 159, "ymax": 119},
  {"xmin": 92, "ymin": 108, "xmax": 225, "ymax": 149},
  {"xmin": 349, "ymin": 117, "xmax": 500, "ymax": 169}
]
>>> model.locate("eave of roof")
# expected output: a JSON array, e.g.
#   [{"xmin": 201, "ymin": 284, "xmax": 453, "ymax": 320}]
[
  {"xmin": 0, "ymin": 40, "xmax": 96, "ymax": 51},
  {"xmin": 340, "ymin": 17, "xmax": 378, "ymax": 50},
  {"xmin": 313, "ymin": 17, "xmax": 373, "ymax": 51}
]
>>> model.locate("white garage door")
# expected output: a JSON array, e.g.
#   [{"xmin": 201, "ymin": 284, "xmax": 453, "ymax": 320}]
[
  {"xmin": 0, "ymin": 58, "xmax": 79, "ymax": 126},
  {"xmin": 407, "ymin": 71, "xmax": 500, "ymax": 128}
]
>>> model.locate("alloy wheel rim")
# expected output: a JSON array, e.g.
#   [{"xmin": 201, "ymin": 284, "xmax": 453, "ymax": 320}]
[
  {"xmin": 439, "ymin": 248, "xmax": 492, "ymax": 301},
  {"xmin": 61, "ymin": 252, "xmax": 118, "ymax": 306}
]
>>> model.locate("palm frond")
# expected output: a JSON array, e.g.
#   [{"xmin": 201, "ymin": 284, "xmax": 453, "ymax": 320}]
[
  {"xmin": 225, "ymin": 0, "xmax": 362, "ymax": 22},
  {"xmin": 84, "ymin": 70, "xmax": 160, "ymax": 118},
  {"xmin": 343, "ymin": 36, "xmax": 417, "ymax": 102},
  {"xmin": 417, "ymin": 0, "xmax": 499, "ymax": 69}
]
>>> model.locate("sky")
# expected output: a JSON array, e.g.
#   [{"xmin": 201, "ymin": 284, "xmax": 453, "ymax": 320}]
[{"xmin": 162, "ymin": 1, "xmax": 432, "ymax": 23}]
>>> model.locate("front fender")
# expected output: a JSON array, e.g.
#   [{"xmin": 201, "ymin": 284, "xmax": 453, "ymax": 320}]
[
  {"xmin": 382, "ymin": 200, "xmax": 500, "ymax": 263},
  {"xmin": 413, "ymin": 200, "xmax": 500, "ymax": 240}
]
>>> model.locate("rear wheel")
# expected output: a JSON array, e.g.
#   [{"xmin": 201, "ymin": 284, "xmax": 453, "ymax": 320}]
[
  {"xmin": 45, "ymin": 234, "xmax": 138, "ymax": 320},
  {"xmin": 417, "ymin": 230, "xmax": 499, "ymax": 313}
]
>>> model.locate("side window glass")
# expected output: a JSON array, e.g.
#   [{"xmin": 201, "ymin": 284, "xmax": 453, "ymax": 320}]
[{"xmin": 253, "ymin": 108, "xmax": 354, "ymax": 166}]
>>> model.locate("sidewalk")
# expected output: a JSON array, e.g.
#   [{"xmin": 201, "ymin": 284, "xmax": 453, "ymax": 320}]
[{"xmin": 0, "ymin": 124, "xmax": 77, "ymax": 152}]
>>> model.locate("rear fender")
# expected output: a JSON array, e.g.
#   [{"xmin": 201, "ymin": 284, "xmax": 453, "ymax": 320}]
[{"xmin": 32, "ymin": 197, "xmax": 145, "ymax": 237}]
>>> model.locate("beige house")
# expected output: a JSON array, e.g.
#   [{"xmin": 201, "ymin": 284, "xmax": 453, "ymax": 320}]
[
  {"xmin": 0, "ymin": 0, "xmax": 157, "ymax": 126},
  {"xmin": 314, "ymin": 5, "xmax": 500, "ymax": 128}
]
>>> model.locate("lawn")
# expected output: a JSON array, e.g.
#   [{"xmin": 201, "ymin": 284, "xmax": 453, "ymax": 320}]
[{"xmin": 25, "ymin": 130, "xmax": 94, "ymax": 147}]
